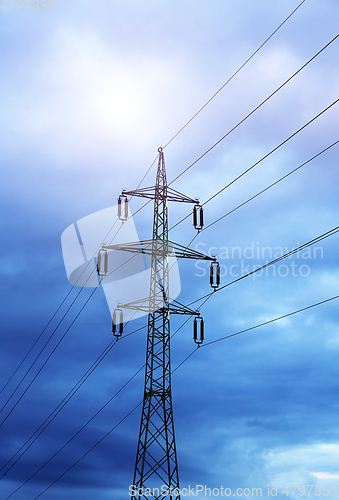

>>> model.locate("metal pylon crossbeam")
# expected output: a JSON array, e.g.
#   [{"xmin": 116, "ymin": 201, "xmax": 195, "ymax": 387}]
[
  {"xmin": 117, "ymin": 296, "xmax": 200, "ymax": 317},
  {"xmin": 121, "ymin": 185, "xmax": 198, "ymax": 204},
  {"xmin": 102, "ymin": 239, "xmax": 215, "ymax": 262}
]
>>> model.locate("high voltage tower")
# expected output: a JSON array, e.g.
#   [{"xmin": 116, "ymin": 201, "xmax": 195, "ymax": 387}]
[{"xmin": 98, "ymin": 148, "xmax": 220, "ymax": 498}]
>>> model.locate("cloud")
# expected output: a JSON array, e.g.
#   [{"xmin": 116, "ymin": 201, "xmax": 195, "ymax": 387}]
[
  {"xmin": 311, "ymin": 472, "xmax": 339, "ymax": 480},
  {"xmin": 263, "ymin": 443, "xmax": 339, "ymax": 486}
]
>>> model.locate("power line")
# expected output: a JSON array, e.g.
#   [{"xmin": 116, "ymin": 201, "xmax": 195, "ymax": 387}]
[
  {"xmin": 3, "ymin": 363, "xmax": 143, "ymax": 498},
  {"xmin": 162, "ymin": 0, "xmax": 307, "ymax": 150},
  {"xmin": 7, "ymin": 224, "xmax": 339, "ymax": 495},
  {"xmin": 0, "ymin": 296, "xmax": 145, "ymax": 473},
  {"xmin": 215, "ymin": 226, "xmax": 339, "ymax": 291},
  {"xmin": 0, "ymin": 339, "xmax": 118, "ymax": 477},
  {"xmin": 0, "ymin": 156, "xmax": 158, "ymax": 402},
  {"xmin": 188, "ymin": 225, "xmax": 339, "ymax": 307},
  {"xmin": 0, "ymin": 247, "xmax": 147, "ymax": 427},
  {"xmin": 0, "ymin": 319, "xmax": 146, "ymax": 482},
  {"xmin": 203, "ymin": 294, "xmax": 339, "ymax": 347},
  {"xmin": 0, "ymin": 231, "xmax": 113, "ymax": 399},
  {"xmin": 169, "ymin": 33, "xmax": 339, "ymax": 186},
  {"xmin": 170, "ymin": 102, "xmax": 339, "ymax": 233},
  {"xmin": 2, "ymin": 6, "xmax": 333, "ymax": 420},
  {"xmin": 202, "ymin": 101, "xmax": 339, "ymax": 206},
  {"xmin": 163, "ymin": 147, "xmax": 339, "ymax": 322},
  {"xmin": 4, "ymin": 316, "xmax": 192, "ymax": 499},
  {"xmin": 5, "ymin": 27, "xmax": 336, "ymax": 425},
  {"xmin": 6, "ymin": 14, "xmax": 337, "ymax": 500},
  {"xmin": 31, "ymin": 400, "xmax": 143, "ymax": 500},
  {"xmin": 25, "ymin": 292, "xmax": 339, "ymax": 500},
  {"xmin": 0, "ymin": 181, "xmax": 157, "ymax": 425},
  {"xmin": 0, "ymin": 288, "xmax": 73, "ymax": 397},
  {"xmin": 5, "ymin": 114, "xmax": 329, "ymax": 428},
  {"xmin": 0, "ymin": 286, "xmax": 87, "ymax": 418},
  {"xmin": 0, "ymin": 288, "xmax": 96, "ymax": 428},
  {"xmin": 202, "ymin": 140, "xmax": 339, "ymax": 232}
]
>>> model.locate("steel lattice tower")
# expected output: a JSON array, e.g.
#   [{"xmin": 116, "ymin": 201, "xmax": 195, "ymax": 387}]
[
  {"xmin": 132, "ymin": 150, "xmax": 180, "ymax": 499},
  {"xmin": 99, "ymin": 148, "xmax": 218, "ymax": 499}
]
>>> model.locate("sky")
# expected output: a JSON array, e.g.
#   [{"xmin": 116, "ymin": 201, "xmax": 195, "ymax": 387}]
[{"xmin": 1, "ymin": 0, "xmax": 339, "ymax": 498}]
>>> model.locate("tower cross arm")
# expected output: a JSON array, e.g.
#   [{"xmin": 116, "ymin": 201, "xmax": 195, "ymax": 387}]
[
  {"xmin": 102, "ymin": 239, "xmax": 215, "ymax": 261},
  {"xmin": 167, "ymin": 298, "xmax": 201, "ymax": 316},
  {"xmin": 121, "ymin": 186, "xmax": 199, "ymax": 204},
  {"xmin": 116, "ymin": 296, "xmax": 200, "ymax": 316}
]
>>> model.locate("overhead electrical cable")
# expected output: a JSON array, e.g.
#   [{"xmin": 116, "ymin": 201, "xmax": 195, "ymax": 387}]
[
  {"xmin": 22, "ymin": 293, "xmax": 339, "ymax": 500},
  {"xmin": 177, "ymin": 137, "xmax": 339, "ymax": 257},
  {"xmin": 203, "ymin": 294, "xmax": 339, "ymax": 347},
  {"xmin": 202, "ymin": 140, "xmax": 339, "ymax": 232},
  {"xmin": 169, "ymin": 103, "xmax": 339, "ymax": 233},
  {"xmin": 0, "ymin": 227, "xmax": 116, "ymax": 399},
  {"xmin": 30, "ymin": 401, "xmax": 143, "ymax": 500},
  {"xmin": 0, "ymin": 288, "xmax": 97, "ymax": 428},
  {"xmin": 0, "ymin": 156, "xmax": 158, "ymax": 401},
  {"xmin": 0, "ymin": 170, "xmax": 157, "ymax": 423},
  {"xmin": 169, "ymin": 33, "xmax": 339, "ymax": 186},
  {"xmin": 7, "ymin": 114, "xmax": 330, "ymax": 426},
  {"xmin": 0, "ymin": 290, "xmax": 73, "ymax": 397},
  {"xmin": 0, "ymin": 340, "xmax": 118, "ymax": 476},
  {"xmin": 0, "ymin": 206, "xmax": 131, "ymax": 399},
  {"xmin": 188, "ymin": 225, "xmax": 339, "ymax": 308},
  {"xmin": 13, "ymin": 146, "xmax": 335, "ymax": 453},
  {"xmin": 5, "ymin": 28, "xmax": 336, "ymax": 417},
  {"xmin": 6, "ymin": 225, "xmax": 339, "ymax": 493},
  {"xmin": 201, "ymin": 101, "xmax": 339, "ymax": 206},
  {"xmin": 5, "ymin": 16, "xmax": 339, "ymax": 493},
  {"xmin": 3, "ymin": 316, "xmax": 192, "ymax": 498},
  {"xmin": 162, "ymin": 0, "xmax": 307, "ymax": 150},
  {"xmin": 0, "ymin": 250, "xmax": 145, "ymax": 427},
  {"xmin": 0, "ymin": 316, "xmax": 145, "ymax": 481},
  {"xmin": 3, "ymin": 10, "xmax": 334, "ymax": 415},
  {"xmin": 0, "ymin": 285, "xmax": 90, "ymax": 417}
]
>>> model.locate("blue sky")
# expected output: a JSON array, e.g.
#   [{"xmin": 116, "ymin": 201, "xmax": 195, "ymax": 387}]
[{"xmin": 1, "ymin": 0, "xmax": 339, "ymax": 498}]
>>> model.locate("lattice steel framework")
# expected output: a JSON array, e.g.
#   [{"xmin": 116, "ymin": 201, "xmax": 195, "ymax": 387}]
[
  {"xmin": 102, "ymin": 149, "xmax": 216, "ymax": 499},
  {"xmin": 132, "ymin": 149, "xmax": 179, "ymax": 499}
]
